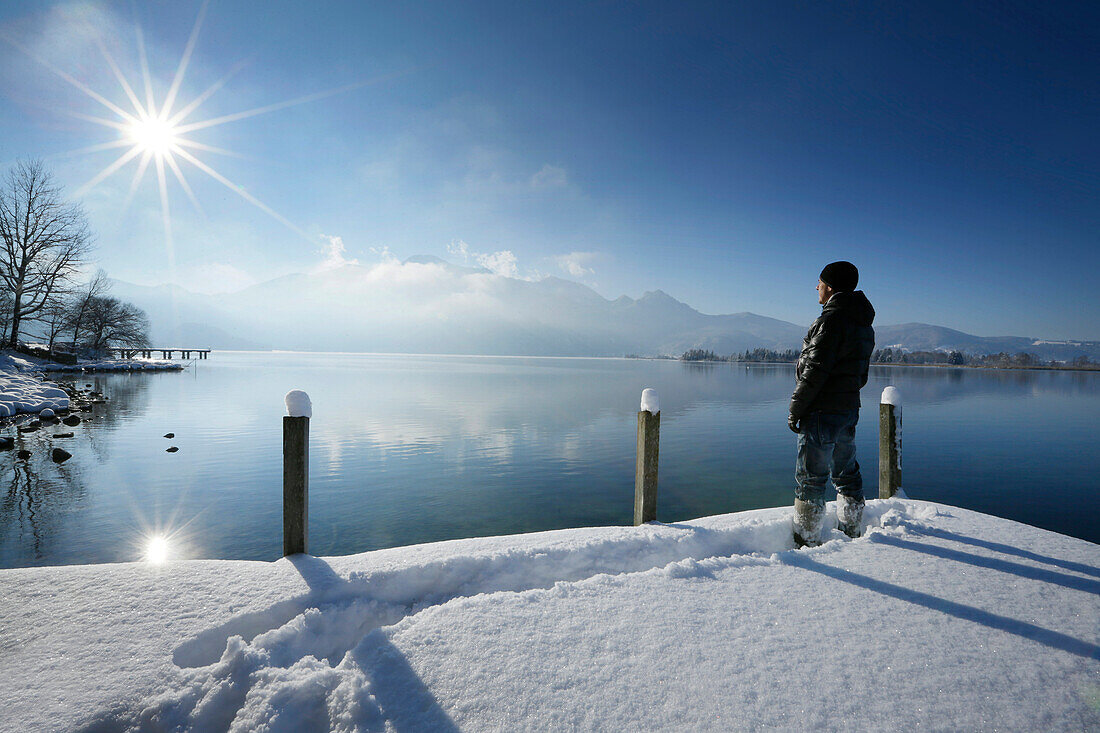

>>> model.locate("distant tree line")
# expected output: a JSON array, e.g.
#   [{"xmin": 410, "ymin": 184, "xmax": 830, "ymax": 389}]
[
  {"xmin": 873, "ymin": 348, "xmax": 1097, "ymax": 369},
  {"xmin": 680, "ymin": 349, "xmax": 723, "ymax": 362},
  {"xmin": 0, "ymin": 161, "xmax": 150, "ymax": 356},
  {"xmin": 736, "ymin": 348, "xmax": 799, "ymax": 363},
  {"xmin": 680, "ymin": 346, "xmax": 1098, "ymax": 370},
  {"xmin": 873, "ymin": 348, "xmax": 966, "ymax": 365},
  {"xmin": 680, "ymin": 348, "xmax": 799, "ymax": 363}
]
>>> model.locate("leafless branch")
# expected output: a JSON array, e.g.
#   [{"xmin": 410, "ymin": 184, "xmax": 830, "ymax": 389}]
[{"xmin": 0, "ymin": 160, "xmax": 94, "ymax": 346}]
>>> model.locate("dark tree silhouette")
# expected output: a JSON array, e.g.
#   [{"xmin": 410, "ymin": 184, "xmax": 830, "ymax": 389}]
[
  {"xmin": 66, "ymin": 269, "xmax": 111, "ymax": 347},
  {"xmin": 83, "ymin": 296, "xmax": 150, "ymax": 352},
  {"xmin": 0, "ymin": 161, "xmax": 93, "ymax": 346},
  {"xmin": 39, "ymin": 299, "xmax": 71, "ymax": 354}
]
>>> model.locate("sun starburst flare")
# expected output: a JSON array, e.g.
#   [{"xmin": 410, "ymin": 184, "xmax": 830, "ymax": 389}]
[
  {"xmin": 145, "ymin": 535, "xmax": 170, "ymax": 564},
  {"xmin": 128, "ymin": 116, "xmax": 180, "ymax": 156},
  {"xmin": 2, "ymin": 0, "xmax": 377, "ymax": 250}
]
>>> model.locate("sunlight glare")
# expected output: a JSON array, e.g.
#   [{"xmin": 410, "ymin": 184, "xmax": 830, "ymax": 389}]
[
  {"xmin": 128, "ymin": 117, "xmax": 179, "ymax": 157},
  {"xmin": 13, "ymin": 1, "xmax": 368, "ymax": 243},
  {"xmin": 146, "ymin": 535, "xmax": 170, "ymax": 564}
]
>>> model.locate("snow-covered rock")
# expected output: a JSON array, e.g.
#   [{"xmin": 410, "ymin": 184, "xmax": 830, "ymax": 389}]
[
  {"xmin": 0, "ymin": 350, "xmax": 186, "ymax": 418},
  {"xmin": 1, "ymin": 349, "xmax": 183, "ymax": 374},
  {"xmin": 1, "ymin": 500, "xmax": 1096, "ymax": 731},
  {"xmin": 0, "ymin": 368, "xmax": 69, "ymax": 417},
  {"xmin": 36, "ymin": 357, "xmax": 183, "ymax": 372}
]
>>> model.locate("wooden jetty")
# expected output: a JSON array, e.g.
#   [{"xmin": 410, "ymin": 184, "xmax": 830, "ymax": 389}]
[{"xmin": 108, "ymin": 347, "xmax": 211, "ymax": 360}]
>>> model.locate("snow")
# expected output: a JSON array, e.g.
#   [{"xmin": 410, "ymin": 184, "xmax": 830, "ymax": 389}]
[
  {"xmin": 0, "ymin": 367, "xmax": 69, "ymax": 417},
  {"xmin": 0, "ymin": 350, "xmax": 183, "ymax": 418},
  {"xmin": 34, "ymin": 357, "xmax": 183, "ymax": 373},
  {"xmin": 285, "ymin": 389, "xmax": 313, "ymax": 418},
  {"xmin": 1, "ymin": 499, "xmax": 1096, "ymax": 731},
  {"xmin": 881, "ymin": 385, "xmax": 902, "ymax": 407},
  {"xmin": 1, "ymin": 348, "xmax": 182, "ymax": 374},
  {"xmin": 640, "ymin": 387, "xmax": 660, "ymax": 413}
]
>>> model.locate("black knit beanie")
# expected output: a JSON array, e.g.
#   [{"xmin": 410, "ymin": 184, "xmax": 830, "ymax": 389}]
[{"xmin": 819, "ymin": 261, "xmax": 858, "ymax": 292}]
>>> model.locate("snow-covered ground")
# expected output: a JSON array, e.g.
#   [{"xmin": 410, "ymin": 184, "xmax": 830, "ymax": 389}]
[
  {"xmin": 0, "ymin": 351, "xmax": 181, "ymax": 417},
  {"xmin": 31, "ymin": 357, "xmax": 184, "ymax": 372},
  {"xmin": 0, "ymin": 369, "xmax": 68, "ymax": 417},
  {"xmin": 1, "ymin": 350, "xmax": 183, "ymax": 373},
  {"xmin": 1, "ymin": 499, "xmax": 1097, "ymax": 731}
]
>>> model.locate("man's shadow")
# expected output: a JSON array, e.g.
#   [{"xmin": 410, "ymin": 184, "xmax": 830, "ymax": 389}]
[
  {"xmin": 906, "ymin": 525, "xmax": 1100, "ymax": 579},
  {"xmin": 781, "ymin": 547, "xmax": 1100, "ymax": 660}
]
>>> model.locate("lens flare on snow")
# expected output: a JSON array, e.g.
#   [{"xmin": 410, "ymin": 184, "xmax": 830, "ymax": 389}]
[{"xmin": 145, "ymin": 535, "xmax": 170, "ymax": 564}]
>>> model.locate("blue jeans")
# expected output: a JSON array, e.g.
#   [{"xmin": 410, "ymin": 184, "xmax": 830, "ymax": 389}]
[{"xmin": 795, "ymin": 410, "xmax": 863, "ymax": 507}]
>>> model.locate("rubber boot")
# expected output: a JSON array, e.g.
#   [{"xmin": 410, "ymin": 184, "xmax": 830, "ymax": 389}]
[
  {"xmin": 792, "ymin": 499, "xmax": 825, "ymax": 548},
  {"xmin": 836, "ymin": 493, "xmax": 865, "ymax": 539}
]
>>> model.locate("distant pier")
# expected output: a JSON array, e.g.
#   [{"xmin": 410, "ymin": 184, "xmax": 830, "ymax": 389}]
[{"xmin": 109, "ymin": 348, "xmax": 211, "ymax": 360}]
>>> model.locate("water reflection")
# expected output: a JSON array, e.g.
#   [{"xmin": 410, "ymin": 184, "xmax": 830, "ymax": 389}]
[
  {"xmin": 869, "ymin": 365, "xmax": 1100, "ymax": 403},
  {"xmin": 308, "ymin": 359, "xmax": 794, "ymax": 459},
  {"xmin": 145, "ymin": 535, "xmax": 169, "ymax": 564},
  {"xmin": 0, "ymin": 442, "xmax": 89, "ymax": 564},
  {"xmin": 0, "ymin": 373, "xmax": 154, "ymax": 566}
]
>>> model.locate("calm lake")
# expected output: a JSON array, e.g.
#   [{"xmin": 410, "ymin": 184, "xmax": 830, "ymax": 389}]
[{"xmin": 2, "ymin": 351, "xmax": 1098, "ymax": 567}]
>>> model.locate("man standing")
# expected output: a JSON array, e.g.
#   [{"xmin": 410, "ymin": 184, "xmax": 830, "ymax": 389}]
[{"xmin": 788, "ymin": 261, "xmax": 875, "ymax": 547}]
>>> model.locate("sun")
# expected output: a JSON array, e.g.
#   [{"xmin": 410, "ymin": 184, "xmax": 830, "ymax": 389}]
[
  {"xmin": 0, "ymin": 0, "xmax": 372, "ymax": 250},
  {"xmin": 145, "ymin": 535, "xmax": 170, "ymax": 564},
  {"xmin": 127, "ymin": 116, "xmax": 180, "ymax": 157}
]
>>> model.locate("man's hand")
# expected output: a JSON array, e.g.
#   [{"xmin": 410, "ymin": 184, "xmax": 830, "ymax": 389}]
[{"xmin": 788, "ymin": 414, "xmax": 801, "ymax": 434}]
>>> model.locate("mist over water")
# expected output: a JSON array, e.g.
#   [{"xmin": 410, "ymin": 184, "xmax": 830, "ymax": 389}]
[{"xmin": 1, "ymin": 352, "xmax": 1097, "ymax": 568}]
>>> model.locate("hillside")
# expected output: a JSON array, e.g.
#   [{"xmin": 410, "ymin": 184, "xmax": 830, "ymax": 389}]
[{"xmin": 109, "ymin": 259, "xmax": 1100, "ymax": 361}]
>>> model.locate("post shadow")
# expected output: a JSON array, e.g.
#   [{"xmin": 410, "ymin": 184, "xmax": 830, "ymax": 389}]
[
  {"xmin": 867, "ymin": 533, "xmax": 1100, "ymax": 595},
  {"xmin": 780, "ymin": 552, "xmax": 1100, "ymax": 660},
  {"xmin": 346, "ymin": 630, "xmax": 462, "ymax": 733},
  {"xmin": 285, "ymin": 552, "xmax": 347, "ymax": 594},
  {"xmin": 907, "ymin": 525, "xmax": 1100, "ymax": 579},
  {"xmin": 286, "ymin": 555, "xmax": 461, "ymax": 733}
]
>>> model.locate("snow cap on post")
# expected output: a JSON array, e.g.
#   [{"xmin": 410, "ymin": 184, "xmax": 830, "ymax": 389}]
[
  {"xmin": 284, "ymin": 390, "xmax": 312, "ymax": 418},
  {"xmin": 640, "ymin": 388, "xmax": 660, "ymax": 414},
  {"xmin": 881, "ymin": 386, "xmax": 902, "ymax": 408}
]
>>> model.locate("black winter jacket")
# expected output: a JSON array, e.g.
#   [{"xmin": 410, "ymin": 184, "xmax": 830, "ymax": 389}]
[{"xmin": 789, "ymin": 290, "xmax": 875, "ymax": 418}]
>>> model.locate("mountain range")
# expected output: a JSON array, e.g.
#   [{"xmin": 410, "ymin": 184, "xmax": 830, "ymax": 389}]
[{"xmin": 108, "ymin": 256, "xmax": 1100, "ymax": 362}]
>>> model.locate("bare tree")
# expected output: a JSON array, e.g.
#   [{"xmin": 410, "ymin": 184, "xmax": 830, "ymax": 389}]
[
  {"xmin": 83, "ymin": 296, "xmax": 150, "ymax": 352},
  {"xmin": 39, "ymin": 298, "xmax": 72, "ymax": 354},
  {"xmin": 0, "ymin": 286, "xmax": 11, "ymax": 345},
  {"xmin": 67, "ymin": 268, "xmax": 111, "ymax": 346},
  {"xmin": 0, "ymin": 161, "xmax": 93, "ymax": 346}
]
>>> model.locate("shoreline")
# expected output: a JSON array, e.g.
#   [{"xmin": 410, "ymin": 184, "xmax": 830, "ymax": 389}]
[
  {"xmin": 669, "ymin": 358, "xmax": 1100, "ymax": 373},
  {"xmin": 0, "ymin": 350, "xmax": 184, "ymax": 421}
]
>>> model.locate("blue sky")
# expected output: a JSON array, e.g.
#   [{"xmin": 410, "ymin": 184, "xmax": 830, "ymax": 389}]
[{"xmin": 0, "ymin": 1, "xmax": 1096, "ymax": 338}]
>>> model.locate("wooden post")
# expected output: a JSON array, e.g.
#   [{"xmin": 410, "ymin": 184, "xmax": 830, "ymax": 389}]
[
  {"xmin": 879, "ymin": 386, "xmax": 902, "ymax": 499},
  {"xmin": 634, "ymin": 388, "xmax": 660, "ymax": 525},
  {"xmin": 283, "ymin": 390, "xmax": 312, "ymax": 556}
]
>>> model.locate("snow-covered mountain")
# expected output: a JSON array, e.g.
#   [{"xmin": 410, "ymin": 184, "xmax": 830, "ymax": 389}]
[
  {"xmin": 108, "ymin": 258, "xmax": 1100, "ymax": 360},
  {"xmin": 874, "ymin": 323, "xmax": 1100, "ymax": 362}
]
